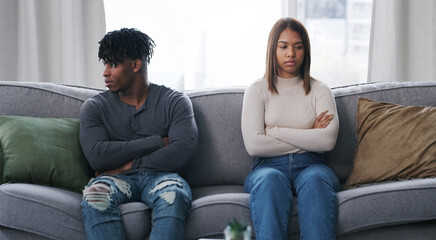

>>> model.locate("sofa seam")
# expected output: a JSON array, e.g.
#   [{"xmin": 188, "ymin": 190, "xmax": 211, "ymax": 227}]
[
  {"xmin": 185, "ymin": 89, "xmax": 245, "ymax": 98},
  {"xmin": 0, "ymin": 84, "xmax": 91, "ymax": 102},
  {"xmin": 0, "ymin": 224, "xmax": 62, "ymax": 240},
  {"xmin": 338, "ymin": 217, "xmax": 436, "ymax": 236},
  {"xmin": 338, "ymin": 185, "xmax": 436, "ymax": 205},
  {"xmin": 191, "ymin": 200, "xmax": 249, "ymax": 210},
  {"xmin": 333, "ymin": 84, "xmax": 436, "ymax": 98},
  {"xmin": 191, "ymin": 231, "xmax": 229, "ymax": 240}
]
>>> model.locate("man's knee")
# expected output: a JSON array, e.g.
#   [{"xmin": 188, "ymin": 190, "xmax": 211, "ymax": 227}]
[
  {"xmin": 82, "ymin": 176, "xmax": 132, "ymax": 211},
  {"xmin": 82, "ymin": 182, "xmax": 113, "ymax": 211},
  {"xmin": 151, "ymin": 177, "xmax": 190, "ymax": 203}
]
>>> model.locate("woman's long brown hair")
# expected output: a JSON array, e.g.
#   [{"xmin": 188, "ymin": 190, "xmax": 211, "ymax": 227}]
[{"xmin": 264, "ymin": 18, "xmax": 313, "ymax": 95}]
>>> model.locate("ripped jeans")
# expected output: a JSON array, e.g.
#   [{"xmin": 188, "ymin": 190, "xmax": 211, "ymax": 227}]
[{"xmin": 81, "ymin": 171, "xmax": 192, "ymax": 240}]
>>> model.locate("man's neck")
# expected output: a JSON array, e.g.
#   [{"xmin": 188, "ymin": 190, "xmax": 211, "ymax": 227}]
[{"xmin": 119, "ymin": 80, "xmax": 150, "ymax": 110}]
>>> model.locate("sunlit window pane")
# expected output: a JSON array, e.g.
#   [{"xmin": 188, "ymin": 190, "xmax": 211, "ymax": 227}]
[
  {"xmin": 104, "ymin": 0, "xmax": 372, "ymax": 90},
  {"xmin": 298, "ymin": 0, "xmax": 373, "ymax": 87},
  {"xmin": 104, "ymin": 0, "xmax": 281, "ymax": 90}
]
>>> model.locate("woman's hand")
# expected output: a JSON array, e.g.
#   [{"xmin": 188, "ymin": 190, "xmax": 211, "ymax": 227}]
[{"xmin": 313, "ymin": 110, "xmax": 333, "ymax": 129}]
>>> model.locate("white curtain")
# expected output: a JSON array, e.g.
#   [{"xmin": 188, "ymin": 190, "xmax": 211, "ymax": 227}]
[
  {"xmin": 0, "ymin": 0, "xmax": 106, "ymax": 88},
  {"xmin": 368, "ymin": 0, "xmax": 436, "ymax": 83}
]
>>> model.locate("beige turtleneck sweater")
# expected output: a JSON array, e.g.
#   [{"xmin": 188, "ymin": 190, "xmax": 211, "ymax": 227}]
[{"xmin": 241, "ymin": 76, "xmax": 339, "ymax": 157}]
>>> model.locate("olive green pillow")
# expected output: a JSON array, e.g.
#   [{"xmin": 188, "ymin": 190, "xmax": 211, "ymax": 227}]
[
  {"xmin": 345, "ymin": 98, "xmax": 436, "ymax": 189},
  {"xmin": 0, "ymin": 115, "xmax": 91, "ymax": 192}
]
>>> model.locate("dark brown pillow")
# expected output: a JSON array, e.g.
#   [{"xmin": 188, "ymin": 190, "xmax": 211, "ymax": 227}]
[{"xmin": 345, "ymin": 98, "xmax": 436, "ymax": 189}]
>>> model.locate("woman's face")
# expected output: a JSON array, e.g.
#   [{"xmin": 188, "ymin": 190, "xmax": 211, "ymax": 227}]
[{"xmin": 275, "ymin": 28, "xmax": 305, "ymax": 78}]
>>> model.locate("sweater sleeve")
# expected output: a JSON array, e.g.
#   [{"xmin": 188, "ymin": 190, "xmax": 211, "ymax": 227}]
[
  {"xmin": 79, "ymin": 99, "xmax": 163, "ymax": 172},
  {"xmin": 266, "ymin": 84, "xmax": 339, "ymax": 153},
  {"xmin": 131, "ymin": 93, "xmax": 198, "ymax": 172},
  {"xmin": 241, "ymin": 84, "xmax": 303, "ymax": 157}
]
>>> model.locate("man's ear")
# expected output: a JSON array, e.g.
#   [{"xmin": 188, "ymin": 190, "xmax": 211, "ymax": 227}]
[{"xmin": 132, "ymin": 59, "xmax": 143, "ymax": 72}]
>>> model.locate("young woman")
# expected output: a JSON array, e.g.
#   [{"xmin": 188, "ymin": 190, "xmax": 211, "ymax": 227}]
[{"xmin": 241, "ymin": 17, "xmax": 341, "ymax": 240}]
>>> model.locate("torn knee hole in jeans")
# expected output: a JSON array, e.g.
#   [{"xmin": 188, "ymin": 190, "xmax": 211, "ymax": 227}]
[
  {"xmin": 82, "ymin": 176, "xmax": 131, "ymax": 211},
  {"xmin": 83, "ymin": 182, "xmax": 113, "ymax": 211},
  {"xmin": 149, "ymin": 178, "xmax": 184, "ymax": 205}
]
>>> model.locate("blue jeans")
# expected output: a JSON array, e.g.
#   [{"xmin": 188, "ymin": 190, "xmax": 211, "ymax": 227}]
[
  {"xmin": 81, "ymin": 171, "xmax": 192, "ymax": 240},
  {"xmin": 244, "ymin": 153, "xmax": 340, "ymax": 240}
]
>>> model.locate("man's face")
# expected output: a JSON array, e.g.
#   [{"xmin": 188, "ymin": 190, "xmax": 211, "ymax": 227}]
[{"xmin": 102, "ymin": 59, "xmax": 135, "ymax": 93}]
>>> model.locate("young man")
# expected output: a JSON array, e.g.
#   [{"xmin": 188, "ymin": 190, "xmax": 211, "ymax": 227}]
[{"xmin": 80, "ymin": 28, "xmax": 198, "ymax": 240}]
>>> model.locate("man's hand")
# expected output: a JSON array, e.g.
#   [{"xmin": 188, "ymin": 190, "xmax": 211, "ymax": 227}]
[
  {"xmin": 94, "ymin": 161, "xmax": 133, "ymax": 177},
  {"xmin": 162, "ymin": 137, "xmax": 170, "ymax": 146},
  {"xmin": 313, "ymin": 110, "xmax": 333, "ymax": 129}
]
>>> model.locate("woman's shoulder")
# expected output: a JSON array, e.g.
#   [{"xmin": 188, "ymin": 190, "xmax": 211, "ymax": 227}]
[
  {"xmin": 310, "ymin": 79, "xmax": 332, "ymax": 92},
  {"xmin": 247, "ymin": 77, "xmax": 268, "ymax": 91},
  {"xmin": 243, "ymin": 78, "xmax": 270, "ymax": 101}
]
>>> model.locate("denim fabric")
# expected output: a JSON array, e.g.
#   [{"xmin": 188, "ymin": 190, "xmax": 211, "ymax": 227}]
[
  {"xmin": 81, "ymin": 171, "xmax": 192, "ymax": 240},
  {"xmin": 244, "ymin": 152, "xmax": 340, "ymax": 240}
]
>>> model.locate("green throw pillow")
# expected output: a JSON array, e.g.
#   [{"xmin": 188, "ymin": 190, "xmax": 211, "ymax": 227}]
[{"xmin": 0, "ymin": 115, "xmax": 92, "ymax": 192}]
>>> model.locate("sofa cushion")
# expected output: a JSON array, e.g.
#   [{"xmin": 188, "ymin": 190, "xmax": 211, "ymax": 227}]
[
  {"xmin": 345, "ymin": 98, "xmax": 436, "ymax": 188},
  {"xmin": 119, "ymin": 202, "xmax": 151, "ymax": 239},
  {"xmin": 0, "ymin": 183, "xmax": 85, "ymax": 239},
  {"xmin": 0, "ymin": 115, "xmax": 92, "ymax": 192},
  {"xmin": 0, "ymin": 183, "xmax": 151, "ymax": 240},
  {"xmin": 185, "ymin": 193, "xmax": 252, "ymax": 239},
  {"xmin": 187, "ymin": 186, "xmax": 300, "ymax": 239},
  {"xmin": 337, "ymin": 178, "xmax": 436, "ymax": 236}
]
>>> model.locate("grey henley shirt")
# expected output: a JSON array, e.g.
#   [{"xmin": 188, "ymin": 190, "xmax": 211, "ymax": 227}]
[{"xmin": 79, "ymin": 83, "xmax": 198, "ymax": 173}]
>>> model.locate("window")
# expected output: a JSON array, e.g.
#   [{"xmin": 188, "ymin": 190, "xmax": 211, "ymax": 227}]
[
  {"xmin": 104, "ymin": 0, "xmax": 372, "ymax": 90},
  {"xmin": 299, "ymin": 0, "xmax": 373, "ymax": 87}
]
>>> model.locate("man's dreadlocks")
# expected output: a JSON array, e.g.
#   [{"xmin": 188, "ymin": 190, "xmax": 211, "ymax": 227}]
[{"xmin": 98, "ymin": 28, "xmax": 156, "ymax": 66}]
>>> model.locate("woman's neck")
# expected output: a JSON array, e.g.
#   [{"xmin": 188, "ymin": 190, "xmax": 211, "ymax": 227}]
[{"xmin": 276, "ymin": 75, "xmax": 302, "ymax": 88}]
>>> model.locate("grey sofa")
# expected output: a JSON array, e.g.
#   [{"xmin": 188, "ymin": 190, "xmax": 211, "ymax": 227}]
[{"xmin": 0, "ymin": 81, "xmax": 436, "ymax": 240}]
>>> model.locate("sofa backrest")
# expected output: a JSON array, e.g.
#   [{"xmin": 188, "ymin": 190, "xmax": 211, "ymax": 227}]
[
  {"xmin": 180, "ymin": 88, "xmax": 254, "ymax": 188},
  {"xmin": 182, "ymin": 82, "xmax": 436, "ymax": 187},
  {"xmin": 0, "ymin": 82, "xmax": 98, "ymax": 118},
  {"xmin": 2, "ymin": 81, "xmax": 435, "ymax": 187}
]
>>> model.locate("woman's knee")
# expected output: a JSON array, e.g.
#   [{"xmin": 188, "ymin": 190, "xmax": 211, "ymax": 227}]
[
  {"xmin": 246, "ymin": 168, "xmax": 290, "ymax": 193},
  {"xmin": 296, "ymin": 165, "xmax": 340, "ymax": 191}
]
